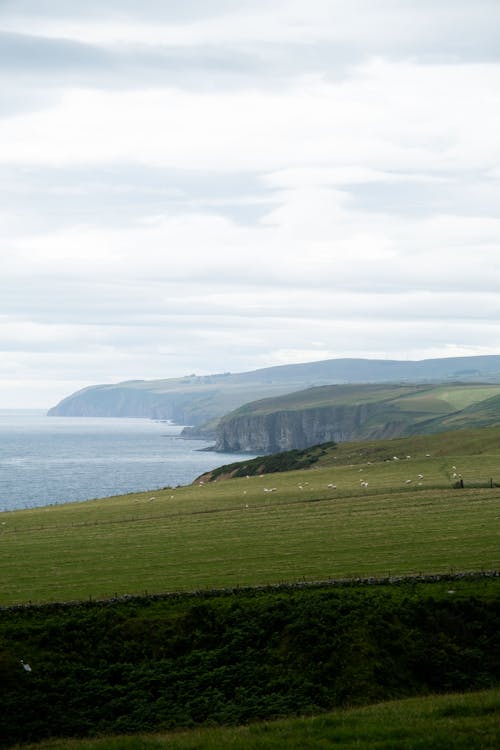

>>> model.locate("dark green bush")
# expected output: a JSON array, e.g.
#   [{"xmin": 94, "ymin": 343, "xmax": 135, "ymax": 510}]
[
  {"xmin": 0, "ymin": 577, "xmax": 498, "ymax": 746},
  {"xmin": 208, "ymin": 442, "xmax": 337, "ymax": 480}
]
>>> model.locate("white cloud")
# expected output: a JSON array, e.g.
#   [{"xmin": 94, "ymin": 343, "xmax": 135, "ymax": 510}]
[
  {"xmin": 0, "ymin": 59, "xmax": 498, "ymax": 174},
  {"xmin": 1, "ymin": 1, "xmax": 500, "ymax": 407}
]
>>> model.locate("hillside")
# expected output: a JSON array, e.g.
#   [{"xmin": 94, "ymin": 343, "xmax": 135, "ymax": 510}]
[
  {"xmin": 47, "ymin": 355, "xmax": 500, "ymax": 433},
  {"xmin": 1, "ymin": 581, "xmax": 498, "ymax": 747},
  {"xmin": 2, "ymin": 423, "xmax": 500, "ymax": 606},
  {"xmin": 8, "ymin": 689, "xmax": 500, "ymax": 750},
  {"xmin": 214, "ymin": 382, "xmax": 500, "ymax": 452},
  {"xmin": 1, "ymin": 426, "xmax": 499, "ymax": 746},
  {"xmin": 201, "ymin": 422, "xmax": 500, "ymax": 481}
]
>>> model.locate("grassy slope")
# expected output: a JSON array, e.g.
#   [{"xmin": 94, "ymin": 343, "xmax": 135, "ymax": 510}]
[
  {"xmin": 8, "ymin": 688, "xmax": 500, "ymax": 750},
  {"xmin": 219, "ymin": 382, "xmax": 500, "ymax": 438},
  {"xmin": 2, "ymin": 428, "xmax": 499, "ymax": 749},
  {"xmin": 1, "ymin": 426, "xmax": 500, "ymax": 606}
]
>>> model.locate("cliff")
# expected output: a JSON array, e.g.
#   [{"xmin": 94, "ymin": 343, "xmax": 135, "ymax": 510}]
[
  {"xmin": 47, "ymin": 385, "xmax": 192, "ymax": 421},
  {"xmin": 215, "ymin": 402, "xmax": 406, "ymax": 453},
  {"xmin": 47, "ymin": 355, "xmax": 500, "ymax": 429},
  {"xmin": 214, "ymin": 382, "xmax": 500, "ymax": 453},
  {"xmin": 47, "ymin": 378, "xmax": 302, "ymax": 428}
]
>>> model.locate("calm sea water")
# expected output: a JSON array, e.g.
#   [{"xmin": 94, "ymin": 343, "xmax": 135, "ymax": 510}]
[{"xmin": 0, "ymin": 410, "xmax": 247, "ymax": 512}]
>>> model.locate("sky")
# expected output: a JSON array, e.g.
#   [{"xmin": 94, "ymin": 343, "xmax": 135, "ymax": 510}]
[{"xmin": 1, "ymin": 0, "xmax": 500, "ymax": 408}]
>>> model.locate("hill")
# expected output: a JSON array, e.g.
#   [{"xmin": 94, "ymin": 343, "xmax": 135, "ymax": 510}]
[
  {"xmin": 2, "ymin": 424, "xmax": 500, "ymax": 606},
  {"xmin": 47, "ymin": 355, "xmax": 500, "ymax": 434},
  {"xmin": 1, "ymin": 427, "xmax": 499, "ymax": 747},
  {"xmin": 214, "ymin": 382, "xmax": 500, "ymax": 452}
]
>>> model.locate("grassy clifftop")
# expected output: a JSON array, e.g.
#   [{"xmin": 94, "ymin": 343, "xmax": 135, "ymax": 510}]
[{"xmin": 215, "ymin": 382, "xmax": 500, "ymax": 452}]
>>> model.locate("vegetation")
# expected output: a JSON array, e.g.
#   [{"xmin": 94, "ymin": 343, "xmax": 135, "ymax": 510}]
[
  {"xmin": 48, "ymin": 358, "xmax": 500, "ymax": 437},
  {"xmin": 5, "ymin": 688, "xmax": 500, "ymax": 749},
  {"xmin": 1, "ymin": 578, "xmax": 499, "ymax": 746},
  {"xmin": 1, "ymin": 426, "xmax": 499, "ymax": 746},
  {"xmin": 217, "ymin": 382, "xmax": 500, "ymax": 444},
  {"xmin": 203, "ymin": 442, "xmax": 337, "ymax": 481},
  {"xmin": 1, "ymin": 426, "xmax": 500, "ymax": 605}
]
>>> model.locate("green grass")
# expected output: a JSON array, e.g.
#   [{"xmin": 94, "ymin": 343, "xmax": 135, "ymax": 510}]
[
  {"xmin": 2, "ymin": 429, "xmax": 499, "ymax": 750},
  {"xmin": 228, "ymin": 383, "xmax": 427, "ymax": 416},
  {"xmin": 227, "ymin": 383, "xmax": 500, "ymax": 417},
  {"xmin": 418, "ymin": 384, "xmax": 500, "ymax": 410},
  {"xmin": 8, "ymin": 688, "xmax": 500, "ymax": 750},
  {"xmin": 219, "ymin": 382, "xmax": 500, "ymax": 440},
  {"xmin": 1, "ymin": 427, "xmax": 499, "ymax": 605}
]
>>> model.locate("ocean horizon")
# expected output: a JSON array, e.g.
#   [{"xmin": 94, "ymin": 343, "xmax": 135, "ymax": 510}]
[{"xmin": 0, "ymin": 409, "xmax": 247, "ymax": 512}]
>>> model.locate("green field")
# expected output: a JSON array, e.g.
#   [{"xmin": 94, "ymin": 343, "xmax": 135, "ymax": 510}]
[
  {"xmin": 219, "ymin": 382, "xmax": 500, "ymax": 443},
  {"xmin": 7, "ymin": 689, "xmax": 500, "ymax": 750},
  {"xmin": 1, "ymin": 427, "xmax": 499, "ymax": 749},
  {"xmin": 1, "ymin": 427, "xmax": 499, "ymax": 606},
  {"xmin": 230, "ymin": 383, "xmax": 500, "ymax": 418}
]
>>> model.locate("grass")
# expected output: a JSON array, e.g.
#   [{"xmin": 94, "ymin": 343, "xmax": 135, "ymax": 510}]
[
  {"xmin": 2, "ymin": 429, "xmax": 499, "ymax": 749},
  {"xmin": 230, "ymin": 384, "xmax": 424, "ymax": 415},
  {"xmin": 220, "ymin": 383, "xmax": 500, "ymax": 441},
  {"xmin": 419, "ymin": 384, "xmax": 500, "ymax": 411},
  {"xmin": 8, "ymin": 688, "xmax": 500, "ymax": 749},
  {"xmin": 227, "ymin": 382, "xmax": 500, "ymax": 416},
  {"xmin": 1, "ymin": 428, "xmax": 499, "ymax": 605}
]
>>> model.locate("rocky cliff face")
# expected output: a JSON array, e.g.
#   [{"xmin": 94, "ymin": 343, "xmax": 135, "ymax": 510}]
[
  {"xmin": 215, "ymin": 403, "xmax": 406, "ymax": 453},
  {"xmin": 47, "ymin": 386, "xmax": 209, "ymax": 424}
]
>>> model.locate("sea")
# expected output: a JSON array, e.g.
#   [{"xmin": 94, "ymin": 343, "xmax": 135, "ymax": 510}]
[{"xmin": 0, "ymin": 410, "xmax": 249, "ymax": 513}]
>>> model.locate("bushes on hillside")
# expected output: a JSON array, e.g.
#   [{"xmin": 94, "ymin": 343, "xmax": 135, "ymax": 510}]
[
  {"xmin": 207, "ymin": 442, "xmax": 337, "ymax": 481},
  {"xmin": 0, "ymin": 578, "xmax": 499, "ymax": 746}
]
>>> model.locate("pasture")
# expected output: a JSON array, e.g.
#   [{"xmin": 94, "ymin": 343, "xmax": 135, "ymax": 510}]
[
  {"xmin": 6, "ymin": 689, "xmax": 500, "ymax": 750},
  {"xmin": 1, "ymin": 429, "xmax": 499, "ymax": 605}
]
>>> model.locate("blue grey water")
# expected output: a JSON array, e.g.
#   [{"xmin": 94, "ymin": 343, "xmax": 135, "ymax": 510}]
[{"xmin": 0, "ymin": 410, "xmax": 248, "ymax": 512}]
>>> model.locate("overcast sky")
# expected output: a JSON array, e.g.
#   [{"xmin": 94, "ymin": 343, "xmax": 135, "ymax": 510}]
[{"xmin": 1, "ymin": 0, "xmax": 500, "ymax": 408}]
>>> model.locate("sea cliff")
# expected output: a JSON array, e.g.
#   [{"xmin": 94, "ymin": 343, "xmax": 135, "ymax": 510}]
[{"xmin": 215, "ymin": 402, "xmax": 405, "ymax": 453}]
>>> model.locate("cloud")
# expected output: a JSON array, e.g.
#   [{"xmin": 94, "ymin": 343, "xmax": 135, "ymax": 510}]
[
  {"xmin": 1, "ymin": 59, "xmax": 499, "ymax": 174},
  {"xmin": 0, "ymin": 1, "xmax": 499, "ymax": 407}
]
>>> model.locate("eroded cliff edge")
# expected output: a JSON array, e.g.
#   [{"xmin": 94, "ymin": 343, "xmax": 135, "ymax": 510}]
[
  {"xmin": 213, "ymin": 380, "xmax": 500, "ymax": 453},
  {"xmin": 214, "ymin": 402, "xmax": 406, "ymax": 453}
]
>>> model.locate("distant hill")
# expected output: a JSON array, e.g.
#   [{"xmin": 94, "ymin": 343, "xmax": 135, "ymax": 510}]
[
  {"xmin": 214, "ymin": 382, "xmax": 500, "ymax": 453},
  {"xmin": 47, "ymin": 355, "xmax": 500, "ymax": 435}
]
